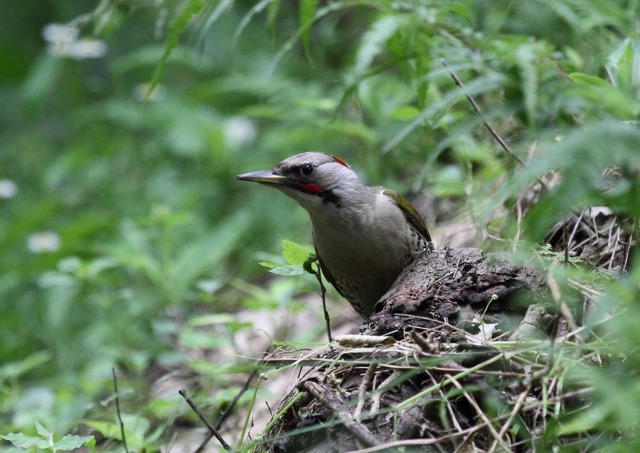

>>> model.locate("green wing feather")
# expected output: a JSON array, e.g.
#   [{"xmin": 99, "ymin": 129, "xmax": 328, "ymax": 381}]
[{"xmin": 383, "ymin": 189, "xmax": 432, "ymax": 242}]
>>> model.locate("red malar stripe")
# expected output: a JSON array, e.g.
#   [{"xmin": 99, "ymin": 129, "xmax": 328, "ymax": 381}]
[{"xmin": 297, "ymin": 182, "xmax": 324, "ymax": 194}]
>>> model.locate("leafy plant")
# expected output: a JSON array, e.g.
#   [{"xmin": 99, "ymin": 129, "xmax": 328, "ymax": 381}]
[
  {"xmin": 260, "ymin": 239, "xmax": 316, "ymax": 277},
  {"xmin": 1, "ymin": 0, "xmax": 639, "ymax": 450},
  {"xmin": 0, "ymin": 421, "xmax": 95, "ymax": 452}
]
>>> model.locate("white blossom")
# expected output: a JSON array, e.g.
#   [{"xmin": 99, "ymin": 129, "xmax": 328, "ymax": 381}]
[
  {"xmin": 27, "ymin": 231, "xmax": 61, "ymax": 253},
  {"xmin": 0, "ymin": 179, "xmax": 17, "ymax": 199},
  {"xmin": 224, "ymin": 117, "xmax": 257, "ymax": 149}
]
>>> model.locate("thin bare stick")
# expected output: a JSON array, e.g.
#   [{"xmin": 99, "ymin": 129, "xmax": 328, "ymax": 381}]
[
  {"xmin": 447, "ymin": 374, "xmax": 512, "ymax": 451},
  {"xmin": 302, "ymin": 380, "xmax": 381, "ymax": 447},
  {"xmin": 443, "ymin": 60, "xmax": 551, "ymax": 193},
  {"xmin": 371, "ymin": 370, "xmax": 404, "ymax": 415},
  {"xmin": 354, "ymin": 363, "xmax": 378, "ymax": 418},
  {"xmin": 344, "ymin": 423, "xmax": 487, "ymax": 453},
  {"xmin": 111, "ymin": 368, "xmax": 129, "ymax": 453},
  {"xmin": 489, "ymin": 382, "xmax": 533, "ymax": 453},
  {"xmin": 179, "ymin": 389, "xmax": 232, "ymax": 451},
  {"xmin": 217, "ymin": 370, "xmax": 258, "ymax": 430},
  {"xmin": 195, "ymin": 369, "xmax": 259, "ymax": 453},
  {"xmin": 444, "ymin": 61, "xmax": 524, "ymax": 167},
  {"xmin": 314, "ymin": 261, "xmax": 333, "ymax": 342},
  {"xmin": 409, "ymin": 329, "xmax": 436, "ymax": 354}
]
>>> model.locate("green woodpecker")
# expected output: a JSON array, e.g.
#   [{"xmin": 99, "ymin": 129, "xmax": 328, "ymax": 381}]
[{"xmin": 237, "ymin": 152, "xmax": 432, "ymax": 318}]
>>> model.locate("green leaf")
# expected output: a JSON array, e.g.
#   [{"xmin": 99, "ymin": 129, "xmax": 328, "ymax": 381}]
[
  {"xmin": 352, "ymin": 15, "xmax": 404, "ymax": 81},
  {"xmin": 149, "ymin": 0, "xmax": 207, "ymax": 93},
  {"xmin": 568, "ymin": 73, "xmax": 637, "ymax": 118},
  {"xmin": 170, "ymin": 210, "xmax": 251, "ymax": 301},
  {"xmin": 268, "ymin": 264, "xmax": 304, "ymax": 276},
  {"xmin": 0, "ymin": 351, "xmax": 52, "ymax": 379},
  {"xmin": 202, "ymin": 0, "xmax": 234, "ymax": 31},
  {"xmin": 281, "ymin": 240, "xmax": 314, "ymax": 266},
  {"xmin": 22, "ymin": 54, "xmax": 62, "ymax": 104},
  {"xmin": 84, "ymin": 414, "xmax": 150, "ymax": 451},
  {"xmin": 266, "ymin": 0, "xmax": 282, "ymax": 31},
  {"xmin": 300, "ymin": 0, "xmax": 319, "ymax": 58},
  {"xmin": 557, "ymin": 407, "xmax": 607, "ymax": 435},
  {"xmin": 0, "ymin": 432, "xmax": 50, "ymax": 449},
  {"xmin": 383, "ymin": 73, "xmax": 504, "ymax": 152},
  {"xmin": 234, "ymin": 0, "xmax": 272, "ymax": 44},
  {"xmin": 34, "ymin": 420, "xmax": 52, "ymax": 441},
  {"xmin": 82, "ymin": 421, "xmax": 120, "ymax": 440},
  {"xmin": 390, "ymin": 105, "xmax": 421, "ymax": 120},
  {"xmin": 606, "ymin": 37, "xmax": 640, "ymax": 92},
  {"xmin": 55, "ymin": 434, "xmax": 96, "ymax": 451},
  {"xmin": 505, "ymin": 121, "xmax": 640, "ymax": 238},
  {"xmin": 569, "ymin": 72, "xmax": 611, "ymax": 87},
  {"xmin": 514, "ymin": 42, "xmax": 540, "ymax": 127}
]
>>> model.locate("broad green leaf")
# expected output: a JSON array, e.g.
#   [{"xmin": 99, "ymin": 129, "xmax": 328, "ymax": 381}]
[
  {"xmin": 0, "ymin": 432, "xmax": 49, "ymax": 449},
  {"xmin": 82, "ymin": 421, "xmax": 120, "ymax": 440},
  {"xmin": 390, "ymin": 105, "xmax": 421, "ymax": 120},
  {"xmin": 282, "ymin": 240, "xmax": 313, "ymax": 265},
  {"xmin": 268, "ymin": 264, "xmax": 304, "ymax": 276},
  {"xmin": 55, "ymin": 434, "xmax": 96, "ymax": 451},
  {"xmin": 569, "ymin": 72, "xmax": 611, "ymax": 87},
  {"xmin": 84, "ymin": 414, "xmax": 149, "ymax": 451},
  {"xmin": 557, "ymin": 407, "xmax": 607, "ymax": 435}
]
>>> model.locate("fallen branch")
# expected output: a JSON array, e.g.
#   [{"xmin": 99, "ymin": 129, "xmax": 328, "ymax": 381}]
[{"xmin": 179, "ymin": 389, "xmax": 232, "ymax": 451}]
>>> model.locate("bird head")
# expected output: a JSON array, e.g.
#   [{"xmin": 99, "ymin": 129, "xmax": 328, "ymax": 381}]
[{"xmin": 237, "ymin": 152, "xmax": 361, "ymax": 212}]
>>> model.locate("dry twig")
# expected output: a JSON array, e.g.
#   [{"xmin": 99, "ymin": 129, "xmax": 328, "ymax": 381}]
[
  {"xmin": 179, "ymin": 389, "xmax": 232, "ymax": 451},
  {"xmin": 111, "ymin": 368, "xmax": 129, "ymax": 453},
  {"xmin": 301, "ymin": 380, "xmax": 381, "ymax": 447}
]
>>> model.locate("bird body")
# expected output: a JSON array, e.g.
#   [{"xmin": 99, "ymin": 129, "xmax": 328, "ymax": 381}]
[{"xmin": 237, "ymin": 152, "xmax": 431, "ymax": 317}]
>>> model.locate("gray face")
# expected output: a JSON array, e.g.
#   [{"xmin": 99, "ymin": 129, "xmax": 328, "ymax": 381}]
[{"xmin": 237, "ymin": 152, "xmax": 360, "ymax": 208}]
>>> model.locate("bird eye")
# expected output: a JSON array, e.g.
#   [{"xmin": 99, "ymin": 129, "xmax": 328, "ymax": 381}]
[{"xmin": 301, "ymin": 164, "xmax": 314, "ymax": 175}]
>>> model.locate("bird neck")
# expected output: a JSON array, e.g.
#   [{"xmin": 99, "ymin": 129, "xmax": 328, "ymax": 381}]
[{"xmin": 306, "ymin": 186, "xmax": 381, "ymax": 231}]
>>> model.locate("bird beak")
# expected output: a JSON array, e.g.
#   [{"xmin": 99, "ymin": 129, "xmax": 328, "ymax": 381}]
[{"xmin": 236, "ymin": 170, "xmax": 286, "ymax": 186}]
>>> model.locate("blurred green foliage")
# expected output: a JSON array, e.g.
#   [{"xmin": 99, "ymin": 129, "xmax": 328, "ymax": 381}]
[{"xmin": 1, "ymin": 0, "xmax": 639, "ymax": 450}]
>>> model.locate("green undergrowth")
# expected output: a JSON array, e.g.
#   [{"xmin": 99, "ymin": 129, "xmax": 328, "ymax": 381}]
[{"xmin": 1, "ymin": 0, "xmax": 639, "ymax": 451}]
